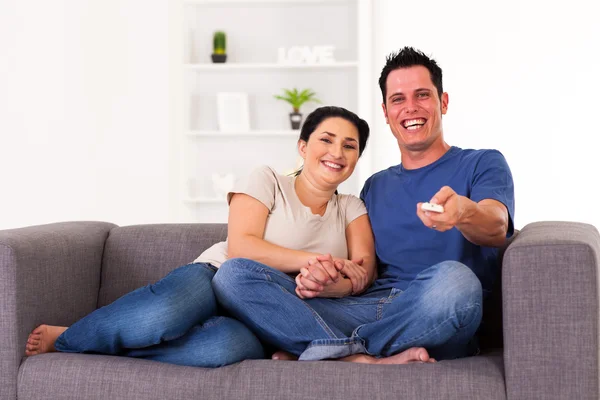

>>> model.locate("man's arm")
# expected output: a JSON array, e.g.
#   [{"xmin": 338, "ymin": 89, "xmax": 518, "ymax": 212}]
[{"xmin": 417, "ymin": 186, "xmax": 510, "ymax": 247}]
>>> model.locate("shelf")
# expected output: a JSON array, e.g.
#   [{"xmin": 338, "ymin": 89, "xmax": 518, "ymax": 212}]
[
  {"xmin": 185, "ymin": 0, "xmax": 349, "ymax": 4},
  {"xmin": 186, "ymin": 130, "xmax": 300, "ymax": 137},
  {"xmin": 185, "ymin": 62, "xmax": 358, "ymax": 71},
  {"xmin": 183, "ymin": 197, "xmax": 226, "ymax": 204}
]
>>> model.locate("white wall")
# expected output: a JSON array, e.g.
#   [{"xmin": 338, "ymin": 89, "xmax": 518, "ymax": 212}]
[
  {"xmin": 1, "ymin": 0, "xmax": 599, "ymax": 231},
  {"xmin": 372, "ymin": 0, "xmax": 600, "ymax": 230},
  {"xmin": 0, "ymin": 0, "xmax": 173, "ymax": 230}
]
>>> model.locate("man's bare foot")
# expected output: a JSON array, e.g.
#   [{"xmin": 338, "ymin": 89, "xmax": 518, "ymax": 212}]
[
  {"xmin": 340, "ymin": 347, "xmax": 435, "ymax": 365},
  {"xmin": 25, "ymin": 325, "xmax": 68, "ymax": 356},
  {"xmin": 271, "ymin": 350, "xmax": 298, "ymax": 361}
]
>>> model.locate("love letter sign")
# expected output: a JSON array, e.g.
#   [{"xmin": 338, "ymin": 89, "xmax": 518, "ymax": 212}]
[{"xmin": 277, "ymin": 45, "xmax": 336, "ymax": 64}]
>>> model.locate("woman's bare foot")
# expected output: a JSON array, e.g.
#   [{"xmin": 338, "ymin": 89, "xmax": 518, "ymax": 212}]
[
  {"xmin": 25, "ymin": 325, "xmax": 68, "ymax": 356},
  {"xmin": 271, "ymin": 350, "xmax": 298, "ymax": 361},
  {"xmin": 340, "ymin": 347, "xmax": 435, "ymax": 365}
]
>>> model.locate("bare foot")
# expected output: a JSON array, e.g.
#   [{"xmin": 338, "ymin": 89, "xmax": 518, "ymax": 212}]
[
  {"xmin": 340, "ymin": 347, "xmax": 435, "ymax": 365},
  {"xmin": 271, "ymin": 350, "xmax": 298, "ymax": 361},
  {"xmin": 25, "ymin": 325, "xmax": 68, "ymax": 356}
]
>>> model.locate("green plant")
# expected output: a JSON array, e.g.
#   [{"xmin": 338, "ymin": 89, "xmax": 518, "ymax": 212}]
[
  {"xmin": 274, "ymin": 88, "xmax": 321, "ymax": 113},
  {"xmin": 213, "ymin": 31, "xmax": 226, "ymax": 55}
]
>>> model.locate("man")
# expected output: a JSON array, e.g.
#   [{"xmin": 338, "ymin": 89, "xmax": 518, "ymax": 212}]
[
  {"xmin": 359, "ymin": 46, "xmax": 515, "ymax": 359},
  {"xmin": 214, "ymin": 47, "xmax": 514, "ymax": 363}
]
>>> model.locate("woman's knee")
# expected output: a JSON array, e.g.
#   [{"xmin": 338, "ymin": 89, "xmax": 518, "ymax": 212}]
[
  {"xmin": 213, "ymin": 258, "xmax": 265, "ymax": 296},
  {"xmin": 185, "ymin": 317, "xmax": 264, "ymax": 367},
  {"xmin": 147, "ymin": 264, "xmax": 218, "ymax": 329}
]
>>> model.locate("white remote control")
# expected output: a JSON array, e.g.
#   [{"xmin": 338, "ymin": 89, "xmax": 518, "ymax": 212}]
[{"xmin": 421, "ymin": 202, "xmax": 444, "ymax": 213}]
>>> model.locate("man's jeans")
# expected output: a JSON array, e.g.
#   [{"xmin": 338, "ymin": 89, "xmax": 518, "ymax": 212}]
[
  {"xmin": 54, "ymin": 263, "xmax": 264, "ymax": 367},
  {"xmin": 213, "ymin": 259, "xmax": 482, "ymax": 361}
]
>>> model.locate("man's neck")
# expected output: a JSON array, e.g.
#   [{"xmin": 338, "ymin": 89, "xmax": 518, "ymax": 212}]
[{"xmin": 400, "ymin": 140, "xmax": 451, "ymax": 170}]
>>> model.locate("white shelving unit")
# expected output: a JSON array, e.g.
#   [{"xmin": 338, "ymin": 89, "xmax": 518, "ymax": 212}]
[
  {"xmin": 174, "ymin": 0, "xmax": 373, "ymax": 223},
  {"xmin": 186, "ymin": 130, "xmax": 299, "ymax": 137},
  {"xmin": 185, "ymin": 62, "xmax": 359, "ymax": 70}
]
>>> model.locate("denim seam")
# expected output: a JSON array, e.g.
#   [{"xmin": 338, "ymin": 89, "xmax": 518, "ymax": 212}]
[
  {"xmin": 377, "ymin": 288, "xmax": 401, "ymax": 320},
  {"xmin": 383, "ymin": 302, "xmax": 482, "ymax": 354}
]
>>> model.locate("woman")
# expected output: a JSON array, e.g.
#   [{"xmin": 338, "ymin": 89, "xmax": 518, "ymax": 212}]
[
  {"xmin": 211, "ymin": 106, "xmax": 431, "ymax": 364},
  {"xmin": 25, "ymin": 106, "xmax": 429, "ymax": 366}
]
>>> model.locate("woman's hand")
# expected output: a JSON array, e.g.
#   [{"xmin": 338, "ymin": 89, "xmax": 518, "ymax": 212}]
[
  {"xmin": 334, "ymin": 258, "xmax": 369, "ymax": 295},
  {"xmin": 295, "ymin": 254, "xmax": 344, "ymax": 299}
]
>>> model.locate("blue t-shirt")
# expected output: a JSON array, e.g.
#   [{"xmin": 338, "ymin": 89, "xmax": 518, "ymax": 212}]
[{"xmin": 360, "ymin": 146, "xmax": 515, "ymax": 294}]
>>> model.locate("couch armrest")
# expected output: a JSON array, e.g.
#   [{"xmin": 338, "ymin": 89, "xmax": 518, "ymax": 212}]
[
  {"xmin": 503, "ymin": 221, "xmax": 600, "ymax": 400},
  {"xmin": 0, "ymin": 221, "xmax": 115, "ymax": 400}
]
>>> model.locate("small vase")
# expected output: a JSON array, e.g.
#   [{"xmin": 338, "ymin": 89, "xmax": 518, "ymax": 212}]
[
  {"xmin": 211, "ymin": 54, "xmax": 227, "ymax": 63},
  {"xmin": 289, "ymin": 112, "xmax": 302, "ymax": 130}
]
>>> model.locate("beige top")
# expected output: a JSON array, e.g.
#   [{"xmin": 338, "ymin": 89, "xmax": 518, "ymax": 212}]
[{"xmin": 194, "ymin": 165, "xmax": 367, "ymax": 268}]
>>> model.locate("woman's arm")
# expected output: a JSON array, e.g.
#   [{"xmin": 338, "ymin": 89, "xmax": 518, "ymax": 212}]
[
  {"xmin": 345, "ymin": 214, "xmax": 377, "ymax": 286},
  {"xmin": 227, "ymin": 193, "xmax": 322, "ymax": 273},
  {"xmin": 296, "ymin": 214, "xmax": 377, "ymax": 298}
]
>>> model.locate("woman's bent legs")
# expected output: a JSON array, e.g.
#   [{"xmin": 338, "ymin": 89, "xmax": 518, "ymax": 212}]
[
  {"xmin": 123, "ymin": 316, "xmax": 264, "ymax": 367},
  {"xmin": 56, "ymin": 263, "xmax": 217, "ymax": 354}
]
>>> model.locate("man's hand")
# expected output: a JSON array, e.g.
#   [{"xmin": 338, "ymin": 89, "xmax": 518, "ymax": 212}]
[
  {"xmin": 334, "ymin": 258, "xmax": 369, "ymax": 295},
  {"xmin": 416, "ymin": 186, "xmax": 510, "ymax": 247},
  {"xmin": 416, "ymin": 186, "xmax": 469, "ymax": 232}
]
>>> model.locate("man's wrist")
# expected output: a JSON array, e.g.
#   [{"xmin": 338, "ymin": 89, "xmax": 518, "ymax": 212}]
[{"xmin": 457, "ymin": 196, "xmax": 477, "ymax": 226}]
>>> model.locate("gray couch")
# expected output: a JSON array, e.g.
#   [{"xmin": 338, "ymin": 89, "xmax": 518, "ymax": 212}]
[{"xmin": 1, "ymin": 221, "xmax": 598, "ymax": 400}]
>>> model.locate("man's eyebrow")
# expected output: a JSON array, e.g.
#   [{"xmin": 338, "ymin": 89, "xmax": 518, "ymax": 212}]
[
  {"xmin": 322, "ymin": 131, "xmax": 357, "ymax": 142},
  {"xmin": 389, "ymin": 88, "xmax": 431, "ymax": 98}
]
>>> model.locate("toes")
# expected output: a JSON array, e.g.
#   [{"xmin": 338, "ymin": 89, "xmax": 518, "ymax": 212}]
[
  {"xmin": 414, "ymin": 347, "xmax": 430, "ymax": 362},
  {"xmin": 32, "ymin": 325, "xmax": 45, "ymax": 334}
]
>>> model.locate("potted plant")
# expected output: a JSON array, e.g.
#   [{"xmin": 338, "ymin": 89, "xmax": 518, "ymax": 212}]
[
  {"xmin": 274, "ymin": 88, "xmax": 321, "ymax": 129},
  {"xmin": 211, "ymin": 31, "xmax": 227, "ymax": 63}
]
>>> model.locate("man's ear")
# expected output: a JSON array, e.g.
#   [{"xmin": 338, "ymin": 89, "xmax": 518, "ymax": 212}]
[
  {"xmin": 297, "ymin": 139, "xmax": 307, "ymax": 159},
  {"xmin": 441, "ymin": 92, "xmax": 449, "ymax": 115},
  {"xmin": 381, "ymin": 103, "xmax": 389, "ymax": 124}
]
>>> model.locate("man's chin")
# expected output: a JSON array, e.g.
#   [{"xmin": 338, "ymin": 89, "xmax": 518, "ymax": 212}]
[{"xmin": 402, "ymin": 141, "xmax": 430, "ymax": 152}]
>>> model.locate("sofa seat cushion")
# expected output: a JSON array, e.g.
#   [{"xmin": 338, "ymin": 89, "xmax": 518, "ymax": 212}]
[{"xmin": 18, "ymin": 352, "xmax": 505, "ymax": 400}]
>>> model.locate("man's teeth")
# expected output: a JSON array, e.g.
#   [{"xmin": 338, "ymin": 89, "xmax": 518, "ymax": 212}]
[
  {"xmin": 323, "ymin": 161, "xmax": 342, "ymax": 169},
  {"xmin": 403, "ymin": 118, "xmax": 426, "ymax": 128}
]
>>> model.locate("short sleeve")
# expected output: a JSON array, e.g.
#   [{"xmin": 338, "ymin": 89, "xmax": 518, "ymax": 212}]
[
  {"xmin": 342, "ymin": 194, "xmax": 368, "ymax": 227},
  {"xmin": 471, "ymin": 150, "xmax": 516, "ymax": 236},
  {"xmin": 226, "ymin": 165, "xmax": 277, "ymax": 211}
]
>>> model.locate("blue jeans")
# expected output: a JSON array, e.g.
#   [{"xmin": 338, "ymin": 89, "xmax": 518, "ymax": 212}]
[
  {"xmin": 54, "ymin": 263, "xmax": 264, "ymax": 367},
  {"xmin": 213, "ymin": 259, "xmax": 482, "ymax": 361}
]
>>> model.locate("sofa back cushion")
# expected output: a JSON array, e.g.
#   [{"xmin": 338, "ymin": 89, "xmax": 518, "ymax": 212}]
[{"xmin": 98, "ymin": 224, "xmax": 227, "ymax": 307}]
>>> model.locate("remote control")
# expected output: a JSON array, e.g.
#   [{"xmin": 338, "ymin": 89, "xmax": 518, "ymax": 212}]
[{"xmin": 421, "ymin": 202, "xmax": 444, "ymax": 213}]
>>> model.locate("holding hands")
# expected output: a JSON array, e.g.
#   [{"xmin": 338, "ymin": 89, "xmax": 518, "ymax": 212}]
[{"xmin": 295, "ymin": 254, "xmax": 369, "ymax": 299}]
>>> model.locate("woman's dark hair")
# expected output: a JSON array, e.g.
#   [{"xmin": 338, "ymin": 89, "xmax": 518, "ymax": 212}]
[
  {"xmin": 293, "ymin": 106, "xmax": 370, "ymax": 177},
  {"xmin": 299, "ymin": 106, "xmax": 370, "ymax": 156}
]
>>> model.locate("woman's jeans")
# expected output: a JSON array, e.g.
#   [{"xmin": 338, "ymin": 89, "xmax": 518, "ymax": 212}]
[
  {"xmin": 213, "ymin": 259, "xmax": 482, "ymax": 361},
  {"xmin": 54, "ymin": 263, "xmax": 264, "ymax": 367}
]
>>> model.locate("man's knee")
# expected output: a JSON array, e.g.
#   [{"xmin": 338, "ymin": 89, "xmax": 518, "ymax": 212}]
[{"xmin": 422, "ymin": 261, "xmax": 482, "ymax": 326}]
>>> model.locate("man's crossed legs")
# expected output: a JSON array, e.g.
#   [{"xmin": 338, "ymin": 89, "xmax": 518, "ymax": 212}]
[{"xmin": 213, "ymin": 259, "xmax": 482, "ymax": 363}]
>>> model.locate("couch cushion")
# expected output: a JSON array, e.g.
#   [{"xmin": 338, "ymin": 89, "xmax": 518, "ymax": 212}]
[
  {"xmin": 18, "ymin": 352, "xmax": 506, "ymax": 400},
  {"xmin": 98, "ymin": 224, "xmax": 227, "ymax": 307}
]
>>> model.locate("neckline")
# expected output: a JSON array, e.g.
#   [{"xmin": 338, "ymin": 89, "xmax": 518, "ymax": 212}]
[{"xmin": 397, "ymin": 146, "xmax": 460, "ymax": 174}]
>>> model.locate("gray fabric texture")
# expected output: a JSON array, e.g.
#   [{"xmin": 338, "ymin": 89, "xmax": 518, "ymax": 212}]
[
  {"xmin": 97, "ymin": 224, "xmax": 227, "ymax": 307},
  {"xmin": 503, "ymin": 221, "xmax": 600, "ymax": 400},
  {"xmin": 0, "ymin": 221, "xmax": 115, "ymax": 400},
  {"xmin": 17, "ymin": 352, "xmax": 506, "ymax": 400}
]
